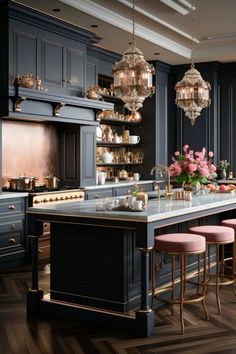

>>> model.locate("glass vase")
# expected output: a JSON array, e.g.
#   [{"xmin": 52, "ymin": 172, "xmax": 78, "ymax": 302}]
[
  {"xmin": 220, "ymin": 169, "xmax": 227, "ymax": 180},
  {"xmin": 183, "ymin": 181, "xmax": 200, "ymax": 194}
]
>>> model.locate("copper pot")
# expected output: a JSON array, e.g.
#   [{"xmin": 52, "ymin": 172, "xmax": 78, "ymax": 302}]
[
  {"xmin": 7, "ymin": 177, "xmax": 19, "ymax": 190},
  {"xmin": 8, "ymin": 176, "xmax": 37, "ymax": 190},
  {"xmin": 17, "ymin": 176, "xmax": 37, "ymax": 190},
  {"xmin": 44, "ymin": 176, "xmax": 60, "ymax": 189}
]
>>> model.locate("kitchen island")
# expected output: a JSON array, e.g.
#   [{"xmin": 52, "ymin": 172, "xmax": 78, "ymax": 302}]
[{"xmin": 26, "ymin": 192, "xmax": 236, "ymax": 337}]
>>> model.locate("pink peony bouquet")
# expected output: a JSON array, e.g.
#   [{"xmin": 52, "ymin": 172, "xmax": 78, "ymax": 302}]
[{"xmin": 168, "ymin": 145, "xmax": 217, "ymax": 185}]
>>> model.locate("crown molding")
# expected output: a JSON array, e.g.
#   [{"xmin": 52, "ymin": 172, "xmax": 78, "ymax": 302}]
[
  {"xmin": 117, "ymin": 0, "xmax": 199, "ymax": 44},
  {"xmin": 59, "ymin": 0, "xmax": 191, "ymax": 59}
]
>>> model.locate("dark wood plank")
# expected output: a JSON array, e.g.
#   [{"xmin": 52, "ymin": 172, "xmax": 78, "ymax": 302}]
[{"xmin": 0, "ymin": 263, "xmax": 236, "ymax": 354}]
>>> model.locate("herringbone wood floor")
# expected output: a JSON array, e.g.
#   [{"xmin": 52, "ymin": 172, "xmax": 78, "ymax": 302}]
[{"xmin": 0, "ymin": 263, "xmax": 236, "ymax": 354}]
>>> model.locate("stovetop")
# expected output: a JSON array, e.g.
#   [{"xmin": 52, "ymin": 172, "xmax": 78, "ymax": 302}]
[{"xmin": 4, "ymin": 186, "xmax": 81, "ymax": 193}]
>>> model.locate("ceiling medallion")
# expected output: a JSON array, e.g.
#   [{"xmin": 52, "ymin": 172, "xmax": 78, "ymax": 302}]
[
  {"xmin": 112, "ymin": 0, "xmax": 155, "ymax": 112},
  {"xmin": 175, "ymin": 4, "xmax": 211, "ymax": 126}
]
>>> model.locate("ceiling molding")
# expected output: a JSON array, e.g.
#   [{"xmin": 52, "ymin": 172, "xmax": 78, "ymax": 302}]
[
  {"xmin": 160, "ymin": 0, "xmax": 188, "ymax": 15},
  {"xmin": 117, "ymin": 0, "xmax": 199, "ymax": 44},
  {"xmin": 59, "ymin": 0, "xmax": 191, "ymax": 58}
]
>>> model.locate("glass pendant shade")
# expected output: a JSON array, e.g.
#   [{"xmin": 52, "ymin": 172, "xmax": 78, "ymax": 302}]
[
  {"xmin": 175, "ymin": 65, "xmax": 211, "ymax": 125},
  {"xmin": 112, "ymin": 1, "xmax": 155, "ymax": 112}
]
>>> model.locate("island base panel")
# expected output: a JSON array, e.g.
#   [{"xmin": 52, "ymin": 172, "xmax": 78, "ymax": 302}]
[{"xmin": 50, "ymin": 223, "xmax": 142, "ymax": 312}]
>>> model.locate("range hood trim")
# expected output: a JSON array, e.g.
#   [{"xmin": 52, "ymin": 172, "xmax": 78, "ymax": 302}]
[{"xmin": 4, "ymin": 86, "xmax": 114, "ymax": 125}]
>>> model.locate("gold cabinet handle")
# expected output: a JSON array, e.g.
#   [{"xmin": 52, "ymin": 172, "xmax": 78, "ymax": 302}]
[
  {"xmin": 8, "ymin": 238, "xmax": 16, "ymax": 244},
  {"xmin": 9, "ymin": 205, "xmax": 16, "ymax": 210}
]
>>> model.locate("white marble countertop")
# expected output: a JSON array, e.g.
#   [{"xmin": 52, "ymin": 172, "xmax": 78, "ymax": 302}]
[
  {"xmin": 27, "ymin": 192, "xmax": 236, "ymax": 223},
  {"xmin": 81, "ymin": 180, "xmax": 160, "ymax": 190},
  {"xmin": 217, "ymin": 179, "xmax": 236, "ymax": 184},
  {"xmin": 0, "ymin": 192, "xmax": 29, "ymax": 199}
]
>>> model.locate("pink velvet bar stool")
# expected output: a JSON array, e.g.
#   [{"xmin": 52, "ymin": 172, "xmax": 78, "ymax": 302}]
[
  {"xmin": 189, "ymin": 225, "xmax": 235, "ymax": 314},
  {"xmin": 152, "ymin": 233, "xmax": 208, "ymax": 334}
]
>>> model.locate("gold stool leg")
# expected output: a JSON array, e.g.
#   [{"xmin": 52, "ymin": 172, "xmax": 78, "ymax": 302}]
[
  {"xmin": 215, "ymin": 243, "xmax": 221, "ymax": 314},
  {"xmin": 221, "ymin": 244, "xmax": 225, "ymax": 283},
  {"xmin": 180, "ymin": 254, "xmax": 185, "ymax": 334},
  {"xmin": 151, "ymin": 248, "xmax": 156, "ymax": 309},
  {"xmin": 201, "ymin": 251, "xmax": 209, "ymax": 320},
  {"xmin": 232, "ymin": 240, "xmax": 236, "ymax": 296},
  {"xmin": 171, "ymin": 255, "xmax": 176, "ymax": 315}
]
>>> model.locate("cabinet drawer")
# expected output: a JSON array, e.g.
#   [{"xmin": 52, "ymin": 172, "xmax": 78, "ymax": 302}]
[
  {"xmin": 0, "ymin": 231, "xmax": 22, "ymax": 250},
  {"xmin": 0, "ymin": 219, "xmax": 23, "ymax": 234},
  {"xmin": 0, "ymin": 200, "xmax": 24, "ymax": 214},
  {"xmin": 138, "ymin": 183, "xmax": 154, "ymax": 192},
  {"xmin": 113, "ymin": 186, "xmax": 135, "ymax": 196},
  {"xmin": 86, "ymin": 189, "xmax": 113, "ymax": 200}
]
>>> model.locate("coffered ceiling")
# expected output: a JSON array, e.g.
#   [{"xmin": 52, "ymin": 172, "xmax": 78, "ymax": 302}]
[{"xmin": 13, "ymin": 0, "xmax": 236, "ymax": 65}]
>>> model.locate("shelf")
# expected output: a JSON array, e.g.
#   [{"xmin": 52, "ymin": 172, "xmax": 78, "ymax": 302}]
[
  {"xmin": 97, "ymin": 118, "xmax": 141, "ymax": 126},
  {"xmin": 97, "ymin": 163, "xmax": 142, "ymax": 167},
  {"xmin": 99, "ymin": 95, "xmax": 123, "ymax": 103},
  {"xmin": 97, "ymin": 142, "xmax": 141, "ymax": 147},
  {"xmin": 11, "ymin": 87, "xmax": 115, "ymax": 110}
]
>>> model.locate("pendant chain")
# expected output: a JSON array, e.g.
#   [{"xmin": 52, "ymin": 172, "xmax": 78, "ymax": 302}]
[
  {"xmin": 191, "ymin": 2, "xmax": 195, "ymax": 68},
  {"xmin": 132, "ymin": 0, "xmax": 136, "ymax": 47}
]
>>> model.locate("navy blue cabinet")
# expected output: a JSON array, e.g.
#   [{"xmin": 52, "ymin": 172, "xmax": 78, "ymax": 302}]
[
  {"xmin": 41, "ymin": 35, "xmax": 86, "ymax": 96},
  {"xmin": 86, "ymin": 55, "xmax": 98, "ymax": 88},
  {"xmin": 59, "ymin": 125, "xmax": 96, "ymax": 187},
  {"xmin": 0, "ymin": 197, "xmax": 26, "ymax": 269},
  {"xmin": 9, "ymin": 19, "xmax": 86, "ymax": 97}
]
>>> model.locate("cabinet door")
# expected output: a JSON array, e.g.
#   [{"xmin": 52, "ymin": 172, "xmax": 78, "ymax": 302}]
[
  {"xmin": 66, "ymin": 43, "xmax": 86, "ymax": 95},
  {"xmin": 59, "ymin": 125, "xmax": 80, "ymax": 186},
  {"xmin": 86, "ymin": 55, "xmax": 98, "ymax": 88},
  {"xmin": 41, "ymin": 37, "xmax": 64, "ymax": 91},
  {"xmin": 59, "ymin": 125, "xmax": 96, "ymax": 187},
  {"xmin": 41, "ymin": 33, "xmax": 86, "ymax": 96},
  {"xmin": 80, "ymin": 126, "xmax": 96, "ymax": 186},
  {"xmin": 9, "ymin": 20, "xmax": 38, "ymax": 85}
]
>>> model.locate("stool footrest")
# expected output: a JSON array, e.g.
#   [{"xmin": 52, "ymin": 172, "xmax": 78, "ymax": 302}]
[{"xmin": 156, "ymin": 294, "xmax": 205, "ymax": 305}]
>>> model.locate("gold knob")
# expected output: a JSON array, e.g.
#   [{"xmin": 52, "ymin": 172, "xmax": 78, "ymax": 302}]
[
  {"xmin": 9, "ymin": 205, "xmax": 15, "ymax": 210},
  {"xmin": 8, "ymin": 238, "xmax": 16, "ymax": 244}
]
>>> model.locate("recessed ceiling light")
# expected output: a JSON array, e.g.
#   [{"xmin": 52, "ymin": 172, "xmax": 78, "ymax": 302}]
[
  {"xmin": 91, "ymin": 24, "xmax": 98, "ymax": 28},
  {"xmin": 52, "ymin": 8, "xmax": 61, "ymax": 12}
]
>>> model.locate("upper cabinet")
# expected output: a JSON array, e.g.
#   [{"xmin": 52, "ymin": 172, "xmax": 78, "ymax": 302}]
[
  {"xmin": 0, "ymin": 1, "xmax": 114, "ymax": 122},
  {"xmin": 9, "ymin": 18, "xmax": 86, "ymax": 97}
]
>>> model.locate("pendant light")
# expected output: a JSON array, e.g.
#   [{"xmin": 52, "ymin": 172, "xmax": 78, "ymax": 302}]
[
  {"xmin": 112, "ymin": 0, "xmax": 155, "ymax": 112},
  {"xmin": 175, "ymin": 3, "xmax": 211, "ymax": 126}
]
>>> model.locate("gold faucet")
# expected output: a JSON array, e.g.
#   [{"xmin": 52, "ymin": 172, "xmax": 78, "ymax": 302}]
[{"xmin": 150, "ymin": 164, "xmax": 173, "ymax": 199}]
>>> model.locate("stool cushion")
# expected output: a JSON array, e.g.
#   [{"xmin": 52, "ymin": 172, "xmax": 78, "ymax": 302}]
[
  {"xmin": 189, "ymin": 225, "xmax": 234, "ymax": 243},
  {"xmin": 155, "ymin": 233, "xmax": 206, "ymax": 254},
  {"xmin": 221, "ymin": 219, "xmax": 236, "ymax": 232}
]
